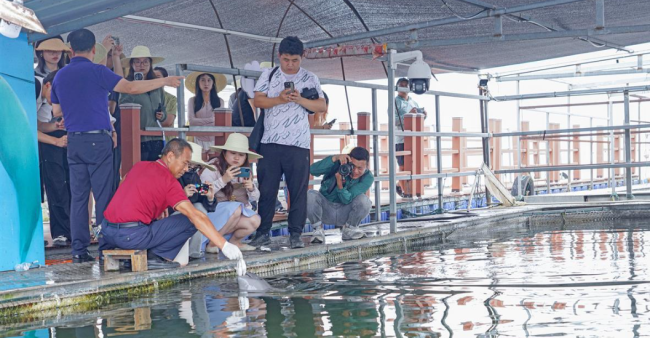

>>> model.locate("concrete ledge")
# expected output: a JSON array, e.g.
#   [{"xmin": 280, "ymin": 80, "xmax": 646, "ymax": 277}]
[{"xmin": 2, "ymin": 202, "xmax": 650, "ymax": 321}]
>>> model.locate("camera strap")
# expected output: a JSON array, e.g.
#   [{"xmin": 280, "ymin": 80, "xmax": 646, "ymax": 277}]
[{"xmin": 395, "ymin": 99, "xmax": 405, "ymax": 132}]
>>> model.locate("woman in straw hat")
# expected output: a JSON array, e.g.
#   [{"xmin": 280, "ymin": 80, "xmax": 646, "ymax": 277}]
[
  {"xmin": 186, "ymin": 71, "xmax": 226, "ymax": 159},
  {"xmin": 34, "ymin": 36, "xmax": 70, "ymax": 77},
  {"xmin": 119, "ymin": 46, "xmax": 170, "ymax": 161},
  {"xmin": 200, "ymin": 133, "xmax": 261, "ymax": 252}
]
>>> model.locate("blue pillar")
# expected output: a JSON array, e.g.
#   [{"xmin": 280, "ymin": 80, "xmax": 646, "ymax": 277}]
[{"xmin": 0, "ymin": 32, "xmax": 44, "ymax": 271}]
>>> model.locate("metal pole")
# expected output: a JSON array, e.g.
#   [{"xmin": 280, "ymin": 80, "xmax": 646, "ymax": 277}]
[
  {"xmin": 387, "ymin": 51, "xmax": 398, "ymax": 233},
  {"xmin": 590, "ymin": 117, "xmax": 594, "ymax": 190},
  {"xmin": 608, "ymin": 98, "xmax": 618, "ymax": 199},
  {"xmin": 546, "ymin": 112, "xmax": 551, "ymax": 193},
  {"xmin": 624, "ymin": 90, "xmax": 634, "ymax": 199},
  {"xmin": 372, "ymin": 88, "xmax": 381, "ymax": 222},
  {"xmin": 175, "ymin": 64, "xmax": 186, "ymax": 139},
  {"xmin": 639, "ymin": 102, "xmax": 643, "ymax": 182},
  {"xmin": 435, "ymin": 95, "xmax": 443, "ymax": 212},
  {"xmin": 480, "ymin": 86, "xmax": 492, "ymax": 206},
  {"xmin": 516, "ymin": 81, "xmax": 522, "ymax": 198},
  {"xmin": 567, "ymin": 91, "xmax": 572, "ymax": 192}
]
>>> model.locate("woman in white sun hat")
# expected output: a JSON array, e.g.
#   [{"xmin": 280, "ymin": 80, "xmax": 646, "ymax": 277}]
[
  {"xmin": 119, "ymin": 46, "xmax": 171, "ymax": 161},
  {"xmin": 186, "ymin": 71, "xmax": 227, "ymax": 159},
  {"xmin": 200, "ymin": 133, "xmax": 262, "ymax": 252}
]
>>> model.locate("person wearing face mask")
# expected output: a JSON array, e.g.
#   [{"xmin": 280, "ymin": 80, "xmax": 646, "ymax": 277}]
[
  {"xmin": 119, "ymin": 46, "xmax": 171, "ymax": 161},
  {"xmin": 185, "ymin": 72, "xmax": 227, "ymax": 159},
  {"xmin": 34, "ymin": 36, "xmax": 70, "ymax": 77},
  {"xmin": 200, "ymin": 133, "xmax": 262, "ymax": 253},
  {"xmin": 394, "ymin": 77, "xmax": 426, "ymax": 198}
]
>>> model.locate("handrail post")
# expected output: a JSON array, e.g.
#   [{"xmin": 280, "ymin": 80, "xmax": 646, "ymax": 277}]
[{"xmin": 120, "ymin": 103, "xmax": 142, "ymax": 175}]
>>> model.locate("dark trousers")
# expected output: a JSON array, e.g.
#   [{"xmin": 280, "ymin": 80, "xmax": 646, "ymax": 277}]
[
  {"xmin": 257, "ymin": 143, "xmax": 310, "ymax": 235},
  {"xmin": 67, "ymin": 132, "xmax": 113, "ymax": 255},
  {"xmin": 39, "ymin": 136, "xmax": 71, "ymax": 239},
  {"xmin": 112, "ymin": 143, "xmax": 121, "ymax": 194},
  {"xmin": 99, "ymin": 214, "xmax": 197, "ymax": 260},
  {"xmin": 396, "ymin": 142, "xmax": 405, "ymax": 167},
  {"xmin": 141, "ymin": 140, "xmax": 164, "ymax": 161}
]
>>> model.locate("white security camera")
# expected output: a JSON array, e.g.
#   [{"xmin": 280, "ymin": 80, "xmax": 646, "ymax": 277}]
[{"xmin": 407, "ymin": 59, "xmax": 431, "ymax": 95}]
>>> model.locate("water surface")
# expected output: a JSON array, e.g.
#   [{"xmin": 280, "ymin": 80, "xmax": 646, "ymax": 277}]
[{"xmin": 8, "ymin": 222, "xmax": 650, "ymax": 337}]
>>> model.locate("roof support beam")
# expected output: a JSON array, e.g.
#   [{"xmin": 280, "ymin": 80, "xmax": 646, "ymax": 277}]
[
  {"xmin": 120, "ymin": 15, "xmax": 283, "ymax": 43},
  {"xmin": 387, "ymin": 23, "xmax": 650, "ymax": 50},
  {"xmin": 595, "ymin": 0, "xmax": 605, "ymax": 30},
  {"xmin": 304, "ymin": 0, "xmax": 587, "ymax": 48},
  {"xmin": 493, "ymin": 84, "xmax": 650, "ymax": 101},
  {"xmin": 455, "ymin": 0, "xmax": 631, "ymax": 53},
  {"xmin": 497, "ymin": 68, "xmax": 650, "ymax": 82},
  {"xmin": 27, "ymin": 0, "xmax": 175, "ymax": 42}
]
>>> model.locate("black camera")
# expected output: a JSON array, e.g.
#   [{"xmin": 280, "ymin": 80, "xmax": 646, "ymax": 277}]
[
  {"xmin": 338, "ymin": 163, "xmax": 354, "ymax": 177},
  {"xmin": 194, "ymin": 183, "xmax": 210, "ymax": 194},
  {"xmin": 327, "ymin": 162, "xmax": 354, "ymax": 194},
  {"xmin": 134, "ymin": 72, "xmax": 144, "ymax": 81},
  {"xmin": 301, "ymin": 88, "xmax": 320, "ymax": 114},
  {"xmin": 301, "ymin": 87, "xmax": 319, "ymax": 100}
]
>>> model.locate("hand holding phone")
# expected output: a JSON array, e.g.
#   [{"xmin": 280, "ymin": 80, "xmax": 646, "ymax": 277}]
[
  {"xmin": 236, "ymin": 167, "xmax": 251, "ymax": 178},
  {"xmin": 284, "ymin": 81, "xmax": 295, "ymax": 93}
]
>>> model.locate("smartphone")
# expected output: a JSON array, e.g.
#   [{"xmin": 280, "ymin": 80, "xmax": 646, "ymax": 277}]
[
  {"xmin": 326, "ymin": 118, "xmax": 337, "ymax": 126},
  {"xmin": 284, "ymin": 81, "xmax": 295, "ymax": 93},
  {"xmin": 236, "ymin": 167, "xmax": 251, "ymax": 178},
  {"xmin": 111, "ymin": 36, "xmax": 120, "ymax": 45}
]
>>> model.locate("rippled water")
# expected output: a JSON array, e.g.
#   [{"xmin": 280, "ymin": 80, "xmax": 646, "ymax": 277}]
[{"xmin": 9, "ymin": 222, "xmax": 650, "ymax": 337}]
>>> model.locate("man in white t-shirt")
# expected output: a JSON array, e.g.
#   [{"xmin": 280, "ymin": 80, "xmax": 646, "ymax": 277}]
[{"xmin": 250, "ymin": 36, "xmax": 326, "ymax": 249}]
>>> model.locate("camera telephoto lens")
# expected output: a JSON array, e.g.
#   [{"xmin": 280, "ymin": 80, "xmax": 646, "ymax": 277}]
[{"xmin": 338, "ymin": 163, "xmax": 354, "ymax": 177}]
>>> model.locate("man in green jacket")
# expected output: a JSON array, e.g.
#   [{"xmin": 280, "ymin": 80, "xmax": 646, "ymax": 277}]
[{"xmin": 308, "ymin": 147, "xmax": 373, "ymax": 241}]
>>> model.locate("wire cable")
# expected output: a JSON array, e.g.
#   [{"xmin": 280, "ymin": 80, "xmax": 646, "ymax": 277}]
[{"xmin": 439, "ymin": 0, "xmax": 488, "ymax": 20}]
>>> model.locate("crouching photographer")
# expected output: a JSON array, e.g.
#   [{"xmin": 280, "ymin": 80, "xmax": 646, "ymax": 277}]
[{"xmin": 307, "ymin": 147, "xmax": 374, "ymax": 241}]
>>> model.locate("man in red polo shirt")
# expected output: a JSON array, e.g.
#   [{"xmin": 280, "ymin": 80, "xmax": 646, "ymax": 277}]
[{"xmin": 100, "ymin": 138, "xmax": 245, "ymax": 272}]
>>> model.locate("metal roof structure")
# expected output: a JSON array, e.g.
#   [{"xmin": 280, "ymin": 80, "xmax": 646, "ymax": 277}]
[{"xmin": 23, "ymin": 0, "xmax": 650, "ymax": 80}]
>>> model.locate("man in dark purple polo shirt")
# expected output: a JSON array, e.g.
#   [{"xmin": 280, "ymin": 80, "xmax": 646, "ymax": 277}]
[{"xmin": 51, "ymin": 29, "xmax": 183, "ymax": 263}]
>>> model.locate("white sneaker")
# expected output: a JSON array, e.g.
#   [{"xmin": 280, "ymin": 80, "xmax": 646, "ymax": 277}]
[
  {"xmin": 52, "ymin": 236, "xmax": 69, "ymax": 247},
  {"xmin": 342, "ymin": 225, "xmax": 366, "ymax": 240}
]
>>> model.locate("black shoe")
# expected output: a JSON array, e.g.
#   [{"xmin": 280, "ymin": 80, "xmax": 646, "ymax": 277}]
[
  {"xmin": 72, "ymin": 251, "xmax": 95, "ymax": 263},
  {"xmin": 146, "ymin": 252, "xmax": 180, "ymax": 270},
  {"xmin": 290, "ymin": 233, "xmax": 305, "ymax": 249},
  {"xmin": 249, "ymin": 233, "xmax": 271, "ymax": 247}
]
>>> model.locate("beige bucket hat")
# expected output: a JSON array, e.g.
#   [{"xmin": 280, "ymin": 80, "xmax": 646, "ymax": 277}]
[
  {"xmin": 209, "ymin": 133, "xmax": 262, "ymax": 160},
  {"xmin": 188, "ymin": 142, "xmax": 216, "ymax": 171},
  {"xmin": 92, "ymin": 43, "xmax": 107, "ymax": 64},
  {"xmin": 120, "ymin": 45, "xmax": 164, "ymax": 69},
  {"xmin": 35, "ymin": 38, "xmax": 71, "ymax": 52},
  {"xmin": 185, "ymin": 72, "xmax": 227, "ymax": 94}
]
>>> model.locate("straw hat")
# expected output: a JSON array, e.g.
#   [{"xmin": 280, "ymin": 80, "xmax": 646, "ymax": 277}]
[
  {"xmin": 209, "ymin": 133, "xmax": 262, "ymax": 160},
  {"xmin": 120, "ymin": 45, "xmax": 164, "ymax": 69},
  {"xmin": 92, "ymin": 43, "xmax": 107, "ymax": 64},
  {"xmin": 35, "ymin": 38, "xmax": 70, "ymax": 52},
  {"xmin": 185, "ymin": 72, "xmax": 227, "ymax": 94},
  {"xmin": 188, "ymin": 142, "xmax": 216, "ymax": 171},
  {"xmin": 259, "ymin": 61, "xmax": 274, "ymax": 69}
]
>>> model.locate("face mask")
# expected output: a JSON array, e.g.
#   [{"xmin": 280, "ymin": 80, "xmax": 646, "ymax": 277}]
[{"xmin": 396, "ymin": 86, "xmax": 410, "ymax": 93}]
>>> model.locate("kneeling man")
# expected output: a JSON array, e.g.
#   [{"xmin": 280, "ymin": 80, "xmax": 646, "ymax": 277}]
[
  {"xmin": 307, "ymin": 147, "xmax": 373, "ymax": 241},
  {"xmin": 99, "ymin": 138, "xmax": 245, "ymax": 272}
]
